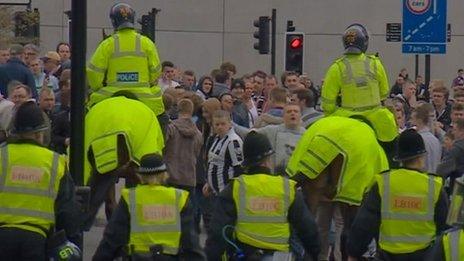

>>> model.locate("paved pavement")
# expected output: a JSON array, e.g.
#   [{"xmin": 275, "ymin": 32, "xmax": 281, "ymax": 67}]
[{"xmin": 83, "ymin": 223, "xmax": 105, "ymax": 260}]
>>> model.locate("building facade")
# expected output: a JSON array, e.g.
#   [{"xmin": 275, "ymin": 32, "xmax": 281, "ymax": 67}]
[{"xmin": 31, "ymin": 0, "xmax": 464, "ymax": 86}]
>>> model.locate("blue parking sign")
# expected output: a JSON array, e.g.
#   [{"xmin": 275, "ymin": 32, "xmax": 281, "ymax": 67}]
[{"xmin": 402, "ymin": 0, "xmax": 447, "ymax": 54}]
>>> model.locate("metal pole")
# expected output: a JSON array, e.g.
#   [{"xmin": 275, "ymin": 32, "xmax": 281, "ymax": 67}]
[
  {"xmin": 415, "ymin": 54, "xmax": 419, "ymax": 80},
  {"xmin": 425, "ymin": 54, "xmax": 431, "ymax": 87},
  {"xmin": 151, "ymin": 8, "xmax": 161, "ymax": 42},
  {"xmin": 70, "ymin": 0, "xmax": 86, "ymax": 186},
  {"xmin": 271, "ymin": 9, "xmax": 276, "ymax": 75}
]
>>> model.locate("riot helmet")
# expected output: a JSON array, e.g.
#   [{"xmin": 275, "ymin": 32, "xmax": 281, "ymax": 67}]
[
  {"xmin": 342, "ymin": 23, "xmax": 369, "ymax": 54},
  {"xmin": 109, "ymin": 3, "xmax": 135, "ymax": 30}
]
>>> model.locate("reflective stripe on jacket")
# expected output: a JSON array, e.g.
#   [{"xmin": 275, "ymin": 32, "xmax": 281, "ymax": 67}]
[
  {"xmin": 286, "ymin": 116, "xmax": 389, "ymax": 206},
  {"xmin": 443, "ymin": 229, "xmax": 464, "ymax": 261},
  {"xmin": 84, "ymin": 96, "xmax": 164, "ymax": 184},
  {"xmin": 86, "ymin": 28, "xmax": 164, "ymax": 115},
  {"xmin": 121, "ymin": 185, "xmax": 189, "ymax": 255},
  {"xmin": 377, "ymin": 169, "xmax": 442, "ymax": 254},
  {"xmin": 321, "ymin": 53, "xmax": 389, "ymax": 114},
  {"xmin": 0, "ymin": 143, "xmax": 65, "ymax": 237},
  {"xmin": 232, "ymin": 174, "xmax": 296, "ymax": 251}
]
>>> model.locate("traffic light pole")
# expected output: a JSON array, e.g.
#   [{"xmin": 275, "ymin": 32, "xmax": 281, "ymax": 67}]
[
  {"xmin": 271, "ymin": 9, "xmax": 276, "ymax": 75},
  {"xmin": 70, "ymin": 0, "xmax": 86, "ymax": 187},
  {"xmin": 425, "ymin": 54, "xmax": 431, "ymax": 87},
  {"xmin": 151, "ymin": 8, "xmax": 160, "ymax": 42}
]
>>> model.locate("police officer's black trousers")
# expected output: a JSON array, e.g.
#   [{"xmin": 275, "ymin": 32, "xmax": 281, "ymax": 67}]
[{"xmin": 0, "ymin": 227, "xmax": 47, "ymax": 261}]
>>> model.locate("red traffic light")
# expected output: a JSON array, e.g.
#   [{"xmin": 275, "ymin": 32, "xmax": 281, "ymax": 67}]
[{"xmin": 290, "ymin": 37, "xmax": 303, "ymax": 49}]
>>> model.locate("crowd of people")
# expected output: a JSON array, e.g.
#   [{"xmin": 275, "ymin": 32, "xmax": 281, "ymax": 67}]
[
  {"xmin": 0, "ymin": 42, "xmax": 71, "ymax": 154},
  {"xmin": 1, "ymin": 37, "xmax": 464, "ymax": 260},
  {"xmin": 1, "ymin": 4, "xmax": 464, "ymax": 259}
]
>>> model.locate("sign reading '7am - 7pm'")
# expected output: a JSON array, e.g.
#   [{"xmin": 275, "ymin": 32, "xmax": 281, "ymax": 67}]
[{"xmin": 402, "ymin": 0, "xmax": 447, "ymax": 54}]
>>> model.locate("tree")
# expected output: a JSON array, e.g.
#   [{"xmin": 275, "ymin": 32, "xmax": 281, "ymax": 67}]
[{"xmin": 0, "ymin": 6, "xmax": 14, "ymax": 47}]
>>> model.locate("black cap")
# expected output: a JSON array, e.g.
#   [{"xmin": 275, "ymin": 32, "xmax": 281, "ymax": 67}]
[
  {"xmin": 12, "ymin": 101, "xmax": 48, "ymax": 134},
  {"xmin": 137, "ymin": 154, "xmax": 167, "ymax": 175},
  {"xmin": 394, "ymin": 129, "xmax": 426, "ymax": 162},
  {"xmin": 242, "ymin": 131, "xmax": 275, "ymax": 167}
]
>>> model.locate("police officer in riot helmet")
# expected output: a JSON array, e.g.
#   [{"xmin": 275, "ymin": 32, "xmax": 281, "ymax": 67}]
[
  {"xmin": 321, "ymin": 23, "xmax": 398, "ymax": 166},
  {"xmin": 87, "ymin": 2, "xmax": 166, "ymax": 117}
]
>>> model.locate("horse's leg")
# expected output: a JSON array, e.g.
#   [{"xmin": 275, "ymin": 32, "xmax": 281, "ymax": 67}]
[
  {"xmin": 104, "ymin": 183, "xmax": 116, "ymax": 221},
  {"xmin": 116, "ymin": 134, "xmax": 141, "ymax": 188},
  {"xmin": 82, "ymin": 171, "xmax": 119, "ymax": 230},
  {"xmin": 300, "ymin": 154, "xmax": 344, "ymax": 213}
]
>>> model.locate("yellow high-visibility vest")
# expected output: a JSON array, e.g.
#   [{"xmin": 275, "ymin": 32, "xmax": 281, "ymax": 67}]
[
  {"xmin": 232, "ymin": 174, "xmax": 296, "ymax": 251},
  {"xmin": 321, "ymin": 53, "xmax": 389, "ymax": 114},
  {"xmin": 377, "ymin": 169, "xmax": 442, "ymax": 254},
  {"xmin": 121, "ymin": 185, "xmax": 189, "ymax": 255},
  {"xmin": 443, "ymin": 229, "xmax": 464, "ymax": 261},
  {"xmin": 321, "ymin": 53, "xmax": 397, "ymax": 142},
  {"xmin": 87, "ymin": 28, "xmax": 164, "ymax": 115},
  {"xmin": 0, "ymin": 143, "xmax": 66, "ymax": 237}
]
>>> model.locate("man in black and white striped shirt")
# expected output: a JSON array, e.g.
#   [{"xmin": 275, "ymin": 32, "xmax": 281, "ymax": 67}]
[{"xmin": 205, "ymin": 110, "xmax": 243, "ymax": 194}]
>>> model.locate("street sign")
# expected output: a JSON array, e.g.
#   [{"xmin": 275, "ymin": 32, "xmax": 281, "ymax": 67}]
[
  {"xmin": 402, "ymin": 0, "xmax": 447, "ymax": 54},
  {"xmin": 386, "ymin": 23, "xmax": 402, "ymax": 42}
]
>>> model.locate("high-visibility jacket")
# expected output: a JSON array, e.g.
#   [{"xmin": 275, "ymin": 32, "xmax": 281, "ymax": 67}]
[
  {"xmin": 286, "ymin": 116, "xmax": 388, "ymax": 206},
  {"xmin": 321, "ymin": 53, "xmax": 397, "ymax": 142},
  {"xmin": 232, "ymin": 174, "xmax": 296, "ymax": 251},
  {"xmin": 0, "ymin": 143, "xmax": 66, "ymax": 237},
  {"xmin": 121, "ymin": 185, "xmax": 189, "ymax": 255},
  {"xmin": 86, "ymin": 28, "xmax": 164, "ymax": 115},
  {"xmin": 84, "ymin": 96, "xmax": 164, "ymax": 184},
  {"xmin": 321, "ymin": 53, "xmax": 389, "ymax": 113},
  {"xmin": 377, "ymin": 169, "xmax": 442, "ymax": 254},
  {"xmin": 443, "ymin": 229, "xmax": 464, "ymax": 261}
]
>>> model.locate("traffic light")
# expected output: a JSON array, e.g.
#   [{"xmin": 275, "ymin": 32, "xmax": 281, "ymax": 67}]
[
  {"xmin": 253, "ymin": 16, "xmax": 270, "ymax": 54},
  {"xmin": 285, "ymin": 32, "xmax": 304, "ymax": 74},
  {"xmin": 139, "ymin": 14, "xmax": 155, "ymax": 42}
]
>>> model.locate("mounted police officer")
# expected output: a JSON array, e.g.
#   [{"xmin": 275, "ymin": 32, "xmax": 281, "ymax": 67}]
[
  {"xmin": 321, "ymin": 24, "xmax": 398, "ymax": 164},
  {"xmin": 86, "ymin": 2, "xmax": 165, "ymax": 117}
]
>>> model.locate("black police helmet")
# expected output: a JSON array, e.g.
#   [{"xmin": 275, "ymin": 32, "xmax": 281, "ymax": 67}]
[
  {"xmin": 137, "ymin": 154, "xmax": 167, "ymax": 175},
  {"xmin": 342, "ymin": 23, "xmax": 369, "ymax": 54},
  {"xmin": 242, "ymin": 131, "xmax": 275, "ymax": 167},
  {"xmin": 393, "ymin": 128, "xmax": 426, "ymax": 162},
  {"xmin": 109, "ymin": 3, "xmax": 135, "ymax": 30},
  {"xmin": 12, "ymin": 101, "xmax": 47, "ymax": 134}
]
